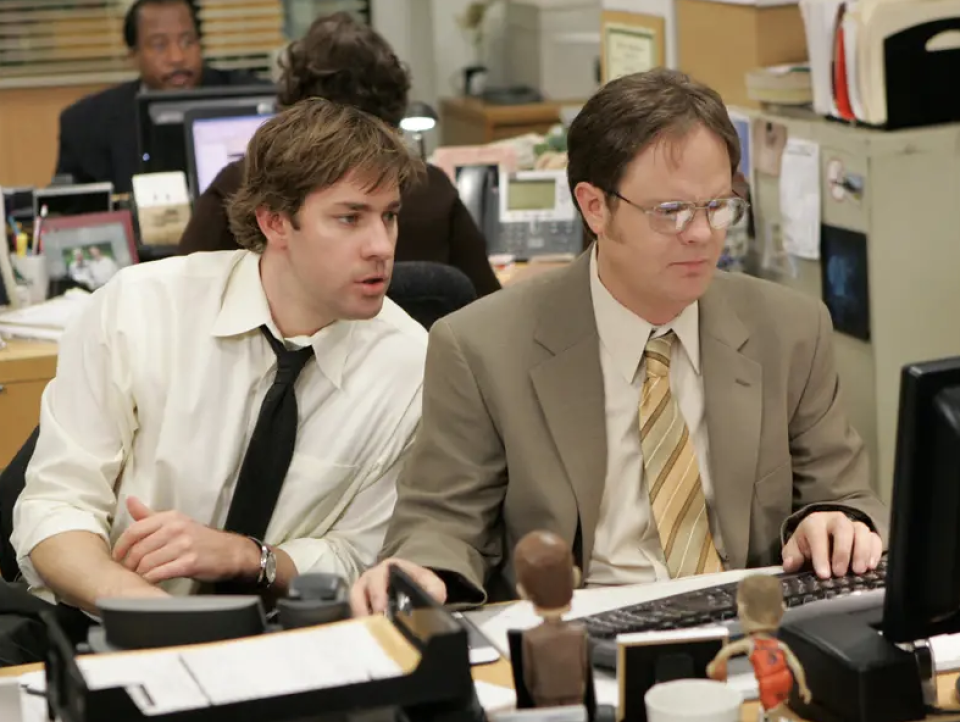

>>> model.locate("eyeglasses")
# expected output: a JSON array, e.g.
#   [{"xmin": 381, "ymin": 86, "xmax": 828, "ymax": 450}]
[{"xmin": 608, "ymin": 190, "xmax": 749, "ymax": 234}]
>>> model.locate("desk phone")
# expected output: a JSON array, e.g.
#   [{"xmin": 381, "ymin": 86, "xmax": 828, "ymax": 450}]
[
  {"xmin": 494, "ymin": 168, "xmax": 582, "ymax": 258},
  {"xmin": 457, "ymin": 165, "xmax": 582, "ymax": 260}
]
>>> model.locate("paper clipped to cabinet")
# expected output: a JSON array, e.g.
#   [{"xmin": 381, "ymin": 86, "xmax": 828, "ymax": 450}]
[{"xmin": 779, "ymin": 137, "xmax": 821, "ymax": 260}]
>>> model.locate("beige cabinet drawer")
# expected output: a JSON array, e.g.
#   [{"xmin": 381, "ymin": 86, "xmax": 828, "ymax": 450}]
[{"xmin": 0, "ymin": 378, "xmax": 48, "ymax": 468}]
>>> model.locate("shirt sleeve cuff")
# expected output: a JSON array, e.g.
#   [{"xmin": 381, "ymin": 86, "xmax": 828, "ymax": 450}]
[
  {"xmin": 14, "ymin": 506, "xmax": 110, "ymax": 585},
  {"xmin": 780, "ymin": 503, "xmax": 877, "ymax": 546},
  {"xmin": 276, "ymin": 538, "xmax": 369, "ymax": 585}
]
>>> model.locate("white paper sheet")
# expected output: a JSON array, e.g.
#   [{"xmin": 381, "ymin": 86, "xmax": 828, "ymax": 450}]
[
  {"xmin": 779, "ymin": 137, "xmax": 822, "ymax": 260},
  {"xmin": 799, "ymin": 0, "xmax": 845, "ymax": 116},
  {"xmin": 13, "ymin": 621, "xmax": 404, "ymax": 718},
  {"xmin": 178, "ymin": 623, "xmax": 401, "ymax": 706},
  {"xmin": 475, "ymin": 680, "xmax": 518, "ymax": 712}
]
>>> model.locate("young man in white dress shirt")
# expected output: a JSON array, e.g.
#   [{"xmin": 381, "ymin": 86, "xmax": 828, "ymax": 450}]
[{"xmin": 4, "ymin": 99, "xmax": 427, "ymax": 660}]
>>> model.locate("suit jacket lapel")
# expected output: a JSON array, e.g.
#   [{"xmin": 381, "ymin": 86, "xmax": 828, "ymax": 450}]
[
  {"xmin": 700, "ymin": 278, "xmax": 763, "ymax": 569},
  {"xmin": 529, "ymin": 253, "xmax": 607, "ymax": 567}
]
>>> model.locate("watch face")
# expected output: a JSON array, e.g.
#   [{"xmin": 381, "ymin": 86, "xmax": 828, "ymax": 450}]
[{"xmin": 264, "ymin": 551, "xmax": 277, "ymax": 584}]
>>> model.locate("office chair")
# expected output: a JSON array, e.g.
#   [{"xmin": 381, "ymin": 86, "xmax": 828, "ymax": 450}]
[
  {"xmin": 0, "ymin": 425, "xmax": 37, "ymax": 583},
  {"xmin": 387, "ymin": 261, "xmax": 478, "ymax": 330}
]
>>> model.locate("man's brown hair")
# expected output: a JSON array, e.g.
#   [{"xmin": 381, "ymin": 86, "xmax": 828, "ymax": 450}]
[
  {"xmin": 566, "ymin": 68, "xmax": 741, "ymax": 240},
  {"xmin": 228, "ymin": 98, "xmax": 423, "ymax": 252},
  {"xmin": 277, "ymin": 12, "xmax": 410, "ymax": 127},
  {"xmin": 737, "ymin": 575, "xmax": 785, "ymax": 629},
  {"xmin": 514, "ymin": 531, "xmax": 575, "ymax": 610}
]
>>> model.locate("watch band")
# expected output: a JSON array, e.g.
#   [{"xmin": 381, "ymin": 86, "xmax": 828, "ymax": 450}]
[{"xmin": 246, "ymin": 535, "xmax": 270, "ymax": 588}]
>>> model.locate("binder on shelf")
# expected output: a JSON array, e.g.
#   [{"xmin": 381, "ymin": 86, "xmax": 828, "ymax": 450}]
[
  {"xmin": 802, "ymin": 0, "xmax": 960, "ymax": 130},
  {"xmin": 882, "ymin": 17, "xmax": 960, "ymax": 130},
  {"xmin": 42, "ymin": 566, "xmax": 484, "ymax": 722}
]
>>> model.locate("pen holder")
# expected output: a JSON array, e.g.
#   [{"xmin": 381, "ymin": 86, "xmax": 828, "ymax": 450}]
[{"xmin": 12, "ymin": 255, "xmax": 49, "ymax": 304}]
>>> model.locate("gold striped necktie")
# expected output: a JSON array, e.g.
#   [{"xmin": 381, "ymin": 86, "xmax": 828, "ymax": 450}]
[{"xmin": 640, "ymin": 331, "xmax": 723, "ymax": 578}]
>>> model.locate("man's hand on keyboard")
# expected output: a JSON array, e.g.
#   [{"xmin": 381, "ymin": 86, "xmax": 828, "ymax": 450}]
[{"xmin": 781, "ymin": 511, "xmax": 883, "ymax": 579}]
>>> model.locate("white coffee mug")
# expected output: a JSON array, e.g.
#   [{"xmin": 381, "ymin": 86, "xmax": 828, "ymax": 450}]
[
  {"xmin": 11, "ymin": 255, "xmax": 49, "ymax": 304},
  {"xmin": 645, "ymin": 679, "xmax": 742, "ymax": 722}
]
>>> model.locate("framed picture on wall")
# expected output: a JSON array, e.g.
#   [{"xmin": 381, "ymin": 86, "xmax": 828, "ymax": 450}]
[
  {"xmin": 820, "ymin": 224, "xmax": 871, "ymax": 341},
  {"xmin": 40, "ymin": 211, "xmax": 138, "ymax": 292}
]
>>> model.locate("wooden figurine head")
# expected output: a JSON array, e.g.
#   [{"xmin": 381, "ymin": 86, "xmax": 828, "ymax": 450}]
[
  {"xmin": 736, "ymin": 574, "xmax": 786, "ymax": 634},
  {"xmin": 514, "ymin": 530, "xmax": 579, "ymax": 618}
]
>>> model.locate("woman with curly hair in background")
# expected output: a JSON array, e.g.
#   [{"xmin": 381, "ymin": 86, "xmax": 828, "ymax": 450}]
[{"xmin": 178, "ymin": 12, "xmax": 501, "ymax": 297}]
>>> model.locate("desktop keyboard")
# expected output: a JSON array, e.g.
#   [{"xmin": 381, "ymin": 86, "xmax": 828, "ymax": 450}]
[{"xmin": 584, "ymin": 558, "xmax": 888, "ymax": 670}]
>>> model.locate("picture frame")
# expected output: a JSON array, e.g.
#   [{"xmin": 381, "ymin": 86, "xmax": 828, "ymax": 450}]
[
  {"xmin": 617, "ymin": 627, "xmax": 729, "ymax": 722},
  {"xmin": 39, "ymin": 211, "xmax": 138, "ymax": 292},
  {"xmin": 820, "ymin": 224, "xmax": 871, "ymax": 341},
  {"xmin": 601, "ymin": 10, "xmax": 666, "ymax": 84}
]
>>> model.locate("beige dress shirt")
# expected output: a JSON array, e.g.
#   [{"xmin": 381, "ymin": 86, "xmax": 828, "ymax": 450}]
[
  {"xmin": 586, "ymin": 249, "xmax": 727, "ymax": 586},
  {"xmin": 13, "ymin": 250, "xmax": 427, "ymax": 602}
]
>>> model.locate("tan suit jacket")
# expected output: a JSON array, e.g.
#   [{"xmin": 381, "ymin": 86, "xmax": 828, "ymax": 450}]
[{"xmin": 381, "ymin": 251, "xmax": 889, "ymax": 602}]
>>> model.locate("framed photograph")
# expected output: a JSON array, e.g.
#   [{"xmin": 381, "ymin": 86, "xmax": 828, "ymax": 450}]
[
  {"xmin": 601, "ymin": 10, "xmax": 665, "ymax": 84},
  {"xmin": 431, "ymin": 145, "xmax": 518, "ymax": 185},
  {"xmin": 40, "ymin": 211, "xmax": 138, "ymax": 291}
]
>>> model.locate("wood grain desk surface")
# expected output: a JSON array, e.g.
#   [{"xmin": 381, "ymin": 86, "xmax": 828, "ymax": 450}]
[{"xmin": 0, "ymin": 339, "xmax": 58, "ymax": 382}]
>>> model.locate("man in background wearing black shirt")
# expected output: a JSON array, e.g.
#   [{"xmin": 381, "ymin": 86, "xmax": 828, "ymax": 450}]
[{"xmin": 53, "ymin": 0, "xmax": 264, "ymax": 193}]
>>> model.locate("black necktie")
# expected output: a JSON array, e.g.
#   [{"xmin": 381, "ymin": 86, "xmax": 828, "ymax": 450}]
[{"xmin": 222, "ymin": 325, "xmax": 314, "ymax": 542}]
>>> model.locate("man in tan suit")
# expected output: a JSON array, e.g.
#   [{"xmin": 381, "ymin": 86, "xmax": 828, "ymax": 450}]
[{"xmin": 351, "ymin": 69, "xmax": 887, "ymax": 612}]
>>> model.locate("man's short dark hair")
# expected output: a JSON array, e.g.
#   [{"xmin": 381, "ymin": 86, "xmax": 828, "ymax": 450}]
[
  {"xmin": 123, "ymin": 0, "xmax": 201, "ymax": 50},
  {"xmin": 566, "ymin": 68, "xmax": 741, "ymax": 240},
  {"xmin": 276, "ymin": 12, "xmax": 411, "ymax": 128},
  {"xmin": 228, "ymin": 99, "xmax": 424, "ymax": 253}
]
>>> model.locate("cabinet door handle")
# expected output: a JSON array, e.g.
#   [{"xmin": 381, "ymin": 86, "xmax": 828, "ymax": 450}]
[{"xmin": 0, "ymin": 384, "xmax": 5, "ymax": 394}]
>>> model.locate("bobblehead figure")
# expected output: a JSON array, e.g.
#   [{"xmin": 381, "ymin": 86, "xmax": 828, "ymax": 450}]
[
  {"xmin": 514, "ymin": 530, "xmax": 589, "ymax": 709},
  {"xmin": 707, "ymin": 575, "xmax": 812, "ymax": 721}
]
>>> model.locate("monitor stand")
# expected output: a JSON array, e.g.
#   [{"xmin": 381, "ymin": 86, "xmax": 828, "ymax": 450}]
[{"xmin": 779, "ymin": 605, "xmax": 933, "ymax": 722}]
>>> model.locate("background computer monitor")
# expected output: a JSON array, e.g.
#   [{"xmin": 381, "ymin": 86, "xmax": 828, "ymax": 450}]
[
  {"xmin": 136, "ymin": 85, "xmax": 276, "ymax": 177},
  {"xmin": 33, "ymin": 182, "xmax": 113, "ymax": 219},
  {"xmin": 882, "ymin": 356, "xmax": 960, "ymax": 643},
  {"xmin": 184, "ymin": 106, "xmax": 273, "ymax": 197}
]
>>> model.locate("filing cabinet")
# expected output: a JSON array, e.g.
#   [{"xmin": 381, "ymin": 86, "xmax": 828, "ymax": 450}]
[
  {"xmin": 0, "ymin": 340, "xmax": 56, "ymax": 468},
  {"xmin": 744, "ymin": 108, "xmax": 960, "ymax": 502}
]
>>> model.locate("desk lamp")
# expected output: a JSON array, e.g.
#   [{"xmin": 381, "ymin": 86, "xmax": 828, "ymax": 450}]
[{"xmin": 400, "ymin": 102, "xmax": 439, "ymax": 159}]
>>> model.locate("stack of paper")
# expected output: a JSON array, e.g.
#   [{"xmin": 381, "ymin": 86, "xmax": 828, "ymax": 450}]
[
  {"xmin": 0, "ymin": 289, "xmax": 90, "ymax": 341},
  {"xmin": 800, "ymin": 0, "xmax": 960, "ymax": 125},
  {"xmin": 800, "ymin": 0, "xmax": 844, "ymax": 116},
  {"xmin": 16, "ymin": 620, "xmax": 406, "ymax": 719}
]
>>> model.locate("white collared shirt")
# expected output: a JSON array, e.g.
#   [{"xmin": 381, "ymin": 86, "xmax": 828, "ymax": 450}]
[
  {"xmin": 13, "ymin": 250, "xmax": 427, "ymax": 602},
  {"xmin": 586, "ymin": 249, "xmax": 725, "ymax": 586}
]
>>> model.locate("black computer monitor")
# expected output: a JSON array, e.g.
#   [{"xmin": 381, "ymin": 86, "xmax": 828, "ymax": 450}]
[
  {"xmin": 33, "ymin": 182, "xmax": 113, "ymax": 219},
  {"xmin": 183, "ymin": 105, "xmax": 274, "ymax": 197},
  {"xmin": 882, "ymin": 356, "xmax": 960, "ymax": 643},
  {"xmin": 136, "ymin": 84, "xmax": 276, "ymax": 177}
]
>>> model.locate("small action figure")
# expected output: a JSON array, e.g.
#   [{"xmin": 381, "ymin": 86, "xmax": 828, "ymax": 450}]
[
  {"xmin": 707, "ymin": 574, "xmax": 812, "ymax": 721},
  {"xmin": 514, "ymin": 530, "xmax": 588, "ymax": 708}
]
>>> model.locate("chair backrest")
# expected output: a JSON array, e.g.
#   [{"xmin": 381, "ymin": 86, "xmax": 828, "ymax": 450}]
[
  {"xmin": 387, "ymin": 261, "xmax": 478, "ymax": 330},
  {"xmin": 0, "ymin": 425, "xmax": 38, "ymax": 582}
]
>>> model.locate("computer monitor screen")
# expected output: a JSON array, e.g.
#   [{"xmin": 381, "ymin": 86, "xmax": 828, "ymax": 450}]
[
  {"xmin": 882, "ymin": 356, "xmax": 960, "ymax": 643},
  {"xmin": 33, "ymin": 183, "xmax": 113, "ymax": 219},
  {"xmin": 185, "ymin": 109, "xmax": 273, "ymax": 196},
  {"xmin": 136, "ymin": 85, "xmax": 275, "ymax": 177}
]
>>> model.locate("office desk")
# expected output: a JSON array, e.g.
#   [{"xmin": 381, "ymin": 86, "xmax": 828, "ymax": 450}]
[
  {"xmin": 3, "ymin": 656, "xmax": 959, "ymax": 721},
  {"xmin": 440, "ymin": 96, "xmax": 581, "ymax": 146},
  {"xmin": 0, "ymin": 340, "xmax": 57, "ymax": 468},
  {"xmin": 495, "ymin": 260, "xmax": 571, "ymax": 286}
]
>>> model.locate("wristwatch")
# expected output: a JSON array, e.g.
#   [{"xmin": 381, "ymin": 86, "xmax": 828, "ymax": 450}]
[{"xmin": 247, "ymin": 536, "xmax": 277, "ymax": 589}]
